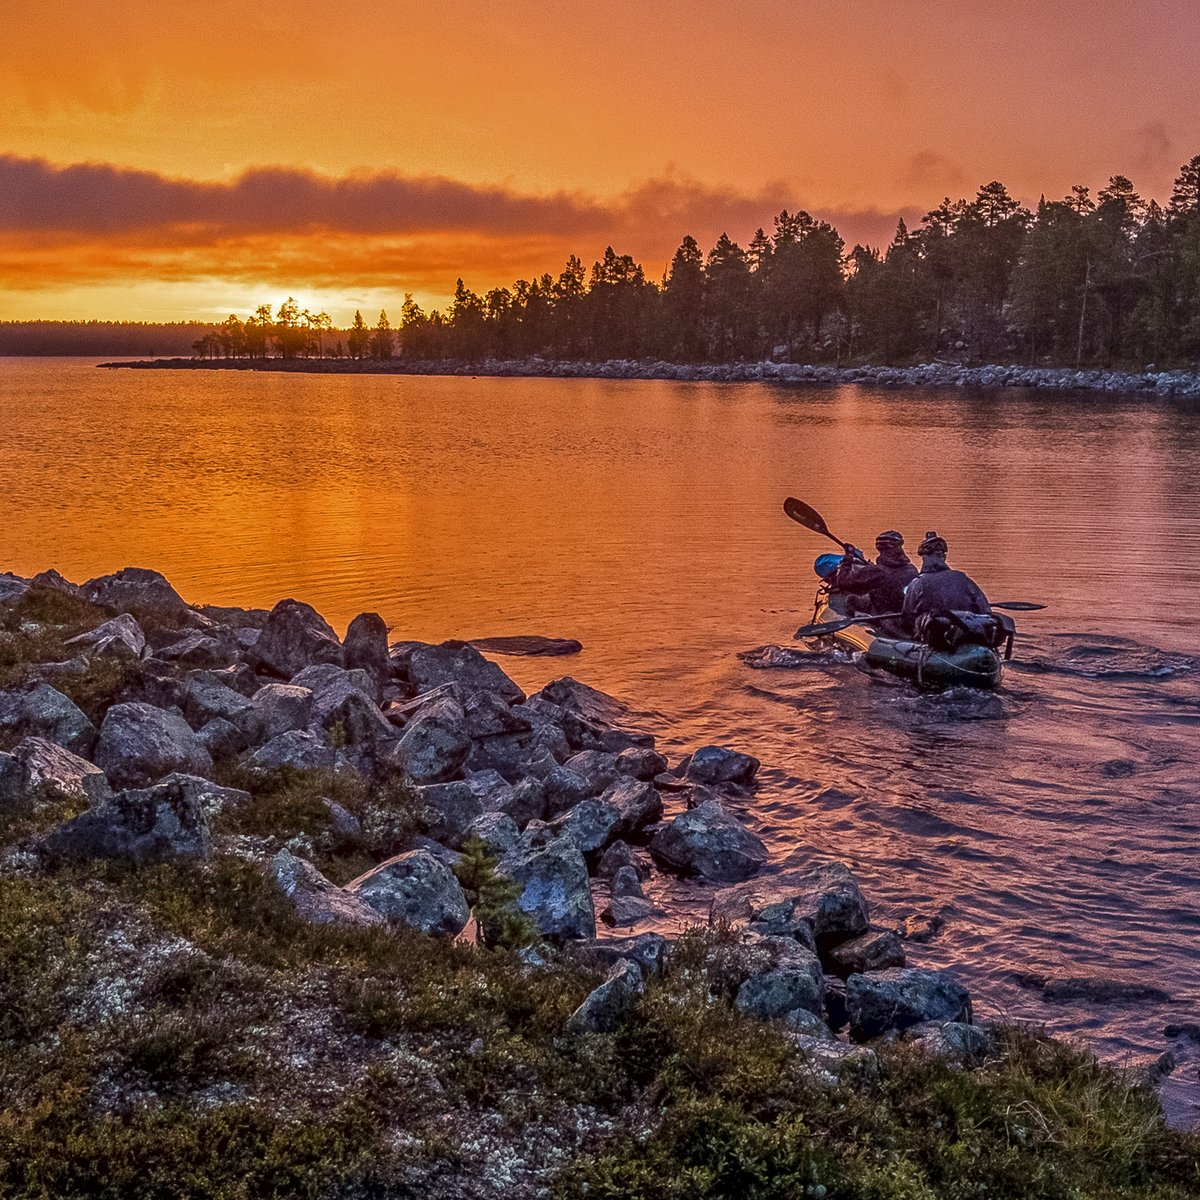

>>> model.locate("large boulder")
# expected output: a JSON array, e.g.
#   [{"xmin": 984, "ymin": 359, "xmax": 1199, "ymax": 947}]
[
  {"xmin": 182, "ymin": 676, "xmax": 254, "ymax": 730},
  {"xmin": 846, "ymin": 968, "xmax": 972, "ymax": 1039},
  {"xmin": 245, "ymin": 729, "xmax": 336, "ymax": 773},
  {"xmin": 826, "ymin": 929, "xmax": 905, "ymax": 978},
  {"xmin": 345, "ymin": 850, "xmax": 470, "ymax": 936},
  {"xmin": 0, "ymin": 682, "xmax": 97, "ymax": 757},
  {"xmin": 566, "ymin": 959, "xmax": 644, "ymax": 1034},
  {"xmin": 530, "ymin": 678, "xmax": 653, "ymax": 753},
  {"xmin": 464, "ymin": 689, "xmax": 533, "ymax": 739},
  {"xmin": 343, "ymin": 612, "xmax": 390, "ymax": 696},
  {"xmin": 253, "ymin": 599, "xmax": 344, "ymax": 678},
  {"xmin": 616, "ymin": 747, "xmax": 669, "ymax": 780},
  {"xmin": 734, "ymin": 948, "xmax": 825, "ymax": 1020},
  {"xmin": 0, "ymin": 736, "xmax": 111, "ymax": 809},
  {"xmin": 82, "ymin": 567, "xmax": 191, "ymax": 623},
  {"xmin": 408, "ymin": 642, "xmax": 525, "ymax": 705},
  {"xmin": 543, "ymin": 765, "xmax": 592, "ymax": 816},
  {"xmin": 786, "ymin": 863, "xmax": 870, "ymax": 949},
  {"xmin": 155, "ymin": 629, "xmax": 239, "ymax": 670},
  {"xmin": 270, "ymin": 849, "xmax": 384, "ymax": 928},
  {"xmin": 392, "ymin": 697, "xmax": 470, "ymax": 783},
  {"xmin": 63, "ymin": 613, "xmax": 146, "ymax": 661},
  {"xmin": 41, "ymin": 774, "xmax": 213, "ymax": 863},
  {"xmin": 603, "ymin": 776, "xmax": 662, "ymax": 834},
  {"xmin": 498, "ymin": 834, "xmax": 595, "ymax": 940},
  {"xmin": 686, "ymin": 744, "xmax": 760, "ymax": 788},
  {"xmin": 243, "ymin": 682, "xmax": 314, "ymax": 743},
  {"xmin": 553, "ymin": 795, "xmax": 622, "ymax": 853},
  {"xmin": 650, "ymin": 799, "xmax": 767, "ymax": 883},
  {"xmin": 563, "ymin": 750, "xmax": 621, "ymax": 796},
  {"xmin": 95, "ymin": 702, "xmax": 213, "ymax": 788},
  {"xmin": 417, "ymin": 780, "xmax": 484, "ymax": 848},
  {"xmin": 464, "ymin": 810, "xmax": 520, "ymax": 855},
  {"xmin": 309, "ymin": 677, "xmax": 395, "ymax": 748}
]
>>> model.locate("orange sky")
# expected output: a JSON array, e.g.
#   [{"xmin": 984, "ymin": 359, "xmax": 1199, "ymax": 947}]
[{"xmin": 0, "ymin": 0, "xmax": 1195, "ymax": 321}]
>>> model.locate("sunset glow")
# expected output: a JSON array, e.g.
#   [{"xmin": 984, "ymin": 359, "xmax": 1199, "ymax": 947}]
[{"xmin": 2, "ymin": 0, "xmax": 1197, "ymax": 321}]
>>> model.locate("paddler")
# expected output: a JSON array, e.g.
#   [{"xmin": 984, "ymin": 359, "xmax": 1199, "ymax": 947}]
[
  {"xmin": 902, "ymin": 531, "xmax": 994, "ymax": 646},
  {"xmin": 831, "ymin": 530, "xmax": 918, "ymax": 619}
]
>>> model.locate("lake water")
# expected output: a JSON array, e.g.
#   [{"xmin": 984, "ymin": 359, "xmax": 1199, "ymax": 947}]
[{"xmin": 3, "ymin": 357, "xmax": 1199, "ymax": 1123}]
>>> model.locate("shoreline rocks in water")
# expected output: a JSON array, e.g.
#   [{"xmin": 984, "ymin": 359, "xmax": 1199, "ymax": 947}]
[
  {"xmin": 98, "ymin": 354, "xmax": 1200, "ymax": 399},
  {"xmin": 1, "ymin": 563, "xmax": 1195, "ymax": 1193}
]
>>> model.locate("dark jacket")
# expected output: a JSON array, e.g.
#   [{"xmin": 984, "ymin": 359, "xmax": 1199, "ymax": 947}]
[
  {"xmin": 833, "ymin": 548, "xmax": 918, "ymax": 615},
  {"xmin": 902, "ymin": 563, "xmax": 991, "ymax": 629}
]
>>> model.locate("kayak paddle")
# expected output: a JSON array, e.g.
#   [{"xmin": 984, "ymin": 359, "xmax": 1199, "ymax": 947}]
[
  {"xmin": 794, "ymin": 601, "xmax": 1045, "ymax": 640},
  {"xmin": 783, "ymin": 497, "xmax": 852, "ymax": 553}
]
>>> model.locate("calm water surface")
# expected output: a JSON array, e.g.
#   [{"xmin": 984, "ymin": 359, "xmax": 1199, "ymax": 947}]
[{"xmin": 3, "ymin": 358, "xmax": 1199, "ymax": 1122}]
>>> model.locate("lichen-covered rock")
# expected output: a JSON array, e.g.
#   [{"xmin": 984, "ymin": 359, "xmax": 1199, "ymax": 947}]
[
  {"xmin": 553, "ymin": 795, "xmax": 622, "ymax": 853},
  {"xmin": 345, "ymin": 850, "xmax": 470, "ymax": 936},
  {"xmin": 563, "ymin": 750, "xmax": 621, "ymax": 796},
  {"xmin": 597, "ymin": 839, "xmax": 649, "ymax": 882},
  {"xmin": 566, "ymin": 959, "xmax": 644, "ymax": 1034},
  {"xmin": 253, "ymin": 599, "xmax": 344, "ymax": 678},
  {"xmin": 417, "ymin": 780, "xmax": 484, "ymax": 848},
  {"xmin": 600, "ymin": 894, "xmax": 665, "ymax": 927},
  {"xmin": 498, "ymin": 834, "xmax": 595, "ymax": 940},
  {"xmin": 464, "ymin": 810, "xmax": 520, "ymax": 855},
  {"xmin": 846, "ymin": 968, "xmax": 972, "ymax": 1038},
  {"xmin": 41, "ymin": 774, "xmax": 213, "ymax": 863},
  {"xmin": 392, "ymin": 697, "xmax": 470, "ymax": 784},
  {"xmin": 573, "ymin": 932, "xmax": 669, "ymax": 977},
  {"xmin": 242, "ymin": 682, "xmax": 314, "ymax": 743},
  {"xmin": 784, "ymin": 1008, "xmax": 835, "ymax": 1039},
  {"xmin": 778, "ymin": 863, "xmax": 870, "ymax": 949},
  {"xmin": 0, "ymin": 736, "xmax": 111, "ymax": 809},
  {"xmin": 650, "ymin": 799, "xmax": 767, "ymax": 883},
  {"xmin": 95, "ymin": 701, "xmax": 213, "ymax": 788},
  {"xmin": 909, "ymin": 1020, "xmax": 993, "ymax": 1065},
  {"xmin": 82, "ymin": 567, "xmax": 191, "ymax": 622},
  {"xmin": 291, "ymin": 663, "xmax": 377, "ymax": 696},
  {"xmin": 63, "ymin": 613, "xmax": 146, "ymax": 661},
  {"xmin": 616, "ymin": 746, "xmax": 669, "ymax": 780},
  {"xmin": 464, "ymin": 689, "xmax": 532, "ymax": 739},
  {"xmin": 0, "ymin": 682, "xmax": 97, "ymax": 757},
  {"xmin": 735, "ymin": 949, "xmax": 825, "ymax": 1020},
  {"xmin": 825, "ymin": 929, "xmax": 906, "ymax": 977},
  {"xmin": 309, "ymin": 677, "xmax": 395, "ymax": 747},
  {"xmin": 686, "ymin": 744, "xmax": 760, "ymax": 787},
  {"xmin": 245, "ymin": 729, "xmax": 336, "ymax": 773},
  {"xmin": 602, "ymin": 776, "xmax": 662, "ymax": 835},
  {"xmin": 155, "ymin": 628, "xmax": 240, "ymax": 669},
  {"xmin": 408, "ymin": 642, "xmax": 525, "ymax": 705},
  {"xmin": 542, "ymin": 764, "xmax": 592, "ymax": 816},
  {"xmin": 157, "ymin": 771, "xmax": 250, "ymax": 818},
  {"xmin": 269, "ymin": 849, "xmax": 383, "ymax": 928},
  {"xmin": 196, "ymin": 716, "xmax": 244, "ymax": 759},
  {"xmin": 343, "ymin": 612, "xmax": 390, "ymax": 696},
  {"xmin": 182, "ymin": 676, "xmax": 255, "ymax": 730}
]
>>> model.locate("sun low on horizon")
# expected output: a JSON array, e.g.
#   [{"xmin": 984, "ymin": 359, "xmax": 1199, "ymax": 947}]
[{"xmin": 1, "ymin": 0, "xmax": 1197, "ymax": 324}]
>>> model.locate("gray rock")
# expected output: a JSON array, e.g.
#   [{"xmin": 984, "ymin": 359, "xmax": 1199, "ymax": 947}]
[
  {"xmin": 392, "ymin": 697, "xmax": 470, "ymax": 784},
  {"xmin": 183, "ymin": 677, "xmax": 255, "ymax": 729},
  {"xmin": 566, "ymin": 959, "xmax": 644, "ymax": 1034},
  {"xmin": 270, "ymin": 849, "xmax": 383, "ymax": 928},
  {"xmin": 597, "ymin": 840, "xmax": 650, "ymax": 881},
  {"xmin": 602, "ymin": 775, "xmax": 663, "ymax": 835},
  {"xmin": 846, "ymin": 968, "xmax": 972, "ymax": 1038},
  {"xmin": 531, "ymin": 677, "xmax": 652, "ymax": 752},
  {"xmin": 784, "ymin": 863, "xmax": 870, "ymax": 949},
  {"xmin": 553, "ymin": 795, "xmax": 622, "ymax": 852},
  {"xmin": 345, "ymin": 850, "xmax": 470, "ymax": 936},
  {"xmin": 82, "ymin": 567, "xmax": 190, "ymax": 622},
  {"xmin": 343, "ymin": 612, "xmax": 390, "ymax": 696},
  {"xmin": 616, "ymin": 746, "xmax": 669, "ymax": 780},
  {"xmin": 573, "ymin": 932, "xmax": 668, "ymax": 977},
  {"xmin": 909, "ymin": 1020, "xmax": 994, "ymax": 1064},
  {"xmin": 63, "ymin": 613, "xmax": 146, "ymax": 661},
  {"xmin": 197, "ymin": 603, "xmax": 271, "ymax": 629},
  {"xmin": 196, "ymin": 717, "xmax": 244, "ymax": 759},
  {"xmin": 600, "ymin": 894, "xmax": 665, "ymax": 927},
  {"xmin": 417, "ymin": 780, "xmax": 484, "ymax": 848},
  {"xmin": 784, "ymin": 1008, "xmax": 835, "ymax": 1039},
  {"xmin": 241, "ymin": 682, "xmax": 314, "ymax": 743},
  {"xmin": 0, "ymin": 736, "xmax": 110, "ymax": 808},
  {"xmin": 192, "ymin": 663, "xmax": 259, "ymax": 698},
  {"xmin": 650, "ymin": 799, "xmax": 767, "ymax": 883},
  {"xmin": 610, "ymin": 865, "xmax": 643, "ymax": 898},
  {"xmin": 563, "ymin": 749, "xmax": 620, "ymax": 795},
  {"xmin": 309, "ymin": 677, "xmax": 395, "ymax": 747},
  {"xmin": 42, "ymin": 774, "xmax": 213, "ymax": 863},
  {"xmin": 687, "ymin": 744, "xmax": 760, "ymax": 787},
  {"xmin": 290, "ymin": 663, "xmax": 377, "ymax": 696},
  {"xmin": 0, "ymin": 682, "xmax": 97, "ymax": 757},
  {"xmin": 156, "ymin": 629, "xmax": 239, "ymax": 669},
  {"xmin": 464, "ymin": 810, "xmax": 520, "ymax": 855},
  {"xmin": 498, "ymin": 834, "xmax": 595, "ymax": 940},
  {"xmin": 245, "ymin": 729, "xmax": 336, "ymax": 773},
  {"xmin": 505, "ymin": 778, "xmax": 548, "ymax": 827},
  {"xmin": 408, "ymin": 642, "xmax": 525, "ymax": 705},
  {"xmin": 322, "ymin": 798, "xmax": 362, "ymax": 838},
  {"xmin": 0, "ymin": 573, "xmax": 29, "ymax": 606},
  {"xmin": 29, "ymin": 569, "xmax": 84, "ymax": 599},
  {"xmin": 543, "ymin": 765, "xmax": 592, "ymax": 815},
  {"xmin": 95, "ymin": 701, "xmax": 213, "ymax": 788},
  {"xmin": 743, "ymin": 898, "xmax": 818, "ymax": 951},
  {"xmin": 157, "ymin": 771, "xmax": 250, "ymax": 818},
  {"xmin": 465, "ymin": 690, "xmax": 532, "ymax": 739},
  {"xmin": 464, "ymin": 768, "xmax": 514, "ymax": 809},
  {"xmin": 826, "ymin": 929, "xmax": 906, "ymax": 977},
  {"xmin": 735, "ymin": 950, "xmax": 825, "ymax": 1020},
  {"xmin": 254, "ymin": 599, "xmax": 344, "ymax": 678},
  {"xmin": 791, "ymin": 1038, "xmax": 879, "ymax": 1085}
]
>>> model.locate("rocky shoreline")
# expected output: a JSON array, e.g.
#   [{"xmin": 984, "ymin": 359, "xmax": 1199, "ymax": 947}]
[
  {"xmin": 99, "ymin": 354, "xmax": 1200, "ymax": 397},
  {"xmin": 1, "ymin": 566, "xmax": 1196, "ymax": 1196}
]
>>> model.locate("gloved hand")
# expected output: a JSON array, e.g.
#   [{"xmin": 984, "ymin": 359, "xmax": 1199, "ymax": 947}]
[{"xmin": 843, "ymin": 545, "xmax": 866, "ymax": 562}]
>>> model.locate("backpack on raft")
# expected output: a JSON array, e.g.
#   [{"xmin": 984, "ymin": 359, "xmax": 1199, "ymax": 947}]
[{"xmin": 920, "ymin": 611, "xmax": 1016, "ymax": 659}]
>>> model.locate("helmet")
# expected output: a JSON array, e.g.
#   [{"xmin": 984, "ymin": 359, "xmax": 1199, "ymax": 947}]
[
  {"xmin": 875, "ymin": 530, "xmax": 904, "ymax": 549},
  {"xmin": 918, "ymin": 531, "xmax": 948, "ymax": 556},
  {"xmin": 814, "ymin": 553, "xmax": 842, "ymax": 579}
]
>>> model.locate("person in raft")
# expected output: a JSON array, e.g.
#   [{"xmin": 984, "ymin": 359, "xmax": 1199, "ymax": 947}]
[
  {"xmin": 830, "ymin": 530, "xmax": 919, "ymax": 620},
  {"xmin": 901, "ymin": 531, "xmax": 995, "ymax": 648}
]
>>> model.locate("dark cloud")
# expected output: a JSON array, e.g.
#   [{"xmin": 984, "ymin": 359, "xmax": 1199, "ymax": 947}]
[
  {"xmin": 1132, "ymin": 121, "xmax": 1175, "ymax": 176},
  {"xmin": 902, "ymin": 150, "xmax": 966, "ymax": 189}
]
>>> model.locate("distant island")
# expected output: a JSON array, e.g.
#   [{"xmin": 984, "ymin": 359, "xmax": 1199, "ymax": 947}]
[{"xmin": 7, "ymin": 157, "xmax": 1200, "ymax": 376}]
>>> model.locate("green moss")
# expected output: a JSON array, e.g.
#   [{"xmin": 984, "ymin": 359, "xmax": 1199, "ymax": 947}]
[{"xmin": 0, "ymin": 586, "xmax": 109, "ymax": 690}]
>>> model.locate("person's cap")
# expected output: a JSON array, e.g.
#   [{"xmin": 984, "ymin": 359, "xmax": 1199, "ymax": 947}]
[
  {"xmin": 875, "ymin": 530, "xmax": 904, "ymax": 547},
  {"xmin": 918, "ymin": 531, "xmax": 948, "ymax": 556}
]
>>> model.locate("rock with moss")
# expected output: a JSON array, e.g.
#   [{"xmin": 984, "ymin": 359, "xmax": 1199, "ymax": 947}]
[
  {"xmin": 392, "ymin": 696, "xmax": 470, "ymax": 784},
  {"xmin": 0, "ymin": 736, "xmax": 111, "ymax": 809},
  {"xmin": 566, "ymin": 958, "xmax": 644, "ymax": 1034},
  {"xmin": 464, "ymin": 810, "xmax": 520, "ymax": 855},
  {"xmin": 245, "ymin": 729, "xmax": 336, "ymax": 773},
  {"xmin": 345, "ymin": 849, "xmax": 470, "ymax": 936},
  {"xmin": 41, "ymin": 773, "xmax": 213, "ymax": 863},
  {"xmin": 498, "ymin": 833, "xmax": 595, "ymax": 940},
  {"xmin": 0, "ymin": 681, "xmax": 97, "ymax": 757},
  {"xmin": 94, "ymin": 701, "xmax": 213, "ymax": 788},
  {"xmin": 407, "ymin": 641, "xmax": 525, "ymax": 705},
  {"xmin": 846, "ymin": 967, "xmax": 971, "ymax": 1038},
  {"xmin": 734, "ymin": 946, "xmax": 825, "ymax": 1020},
  {"xmin": 269, "ymin": 848, "xmax": 384, "ymax": 928},
  {"xmin": 650, "ymin": 798, "xmax": 767, "ymax": 883},
  {"xmin": 82, "ymin": 566, "xmax": 191, "ymax": 623},
  {"xmin": 63, "ymin": 613, "xmax": 146, "ymax": 661},
  {"xmin": 573, "ymin": 932, "xmax": 669, "ymax": 976},
  {"xmin": 253, "ymin": 598, "xmax": 344, "ymax": 678}
]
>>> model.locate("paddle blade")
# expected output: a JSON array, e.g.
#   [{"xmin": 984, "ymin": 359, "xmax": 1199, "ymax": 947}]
[
  {"xmin": 991, "ymin": 601, "xmax": 1047, "ymax": 611},
  {"xmin": 794, "ymin": 616, "xmax": 858, "ymax": 640},
  {"xmin": 783, "ymin": 497, "xmax": 831, "ymax": 536}
]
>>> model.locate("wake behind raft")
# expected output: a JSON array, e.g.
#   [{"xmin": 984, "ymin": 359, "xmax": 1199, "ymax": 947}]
[{"xmin": 805, "ymin": 553, "xmax": 1004, "ymax": 690}]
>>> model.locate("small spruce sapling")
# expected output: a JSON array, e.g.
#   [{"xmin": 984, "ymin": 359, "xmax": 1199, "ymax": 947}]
[{"xmin": 454, "ymin": 836, "xmax": 539, "ymax": 950}]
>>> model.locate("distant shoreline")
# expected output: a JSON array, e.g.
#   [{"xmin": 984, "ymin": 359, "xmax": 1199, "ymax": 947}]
[{"xmin": 97, "ymin": 355, "xmax": 1200, "ymax": 397}]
